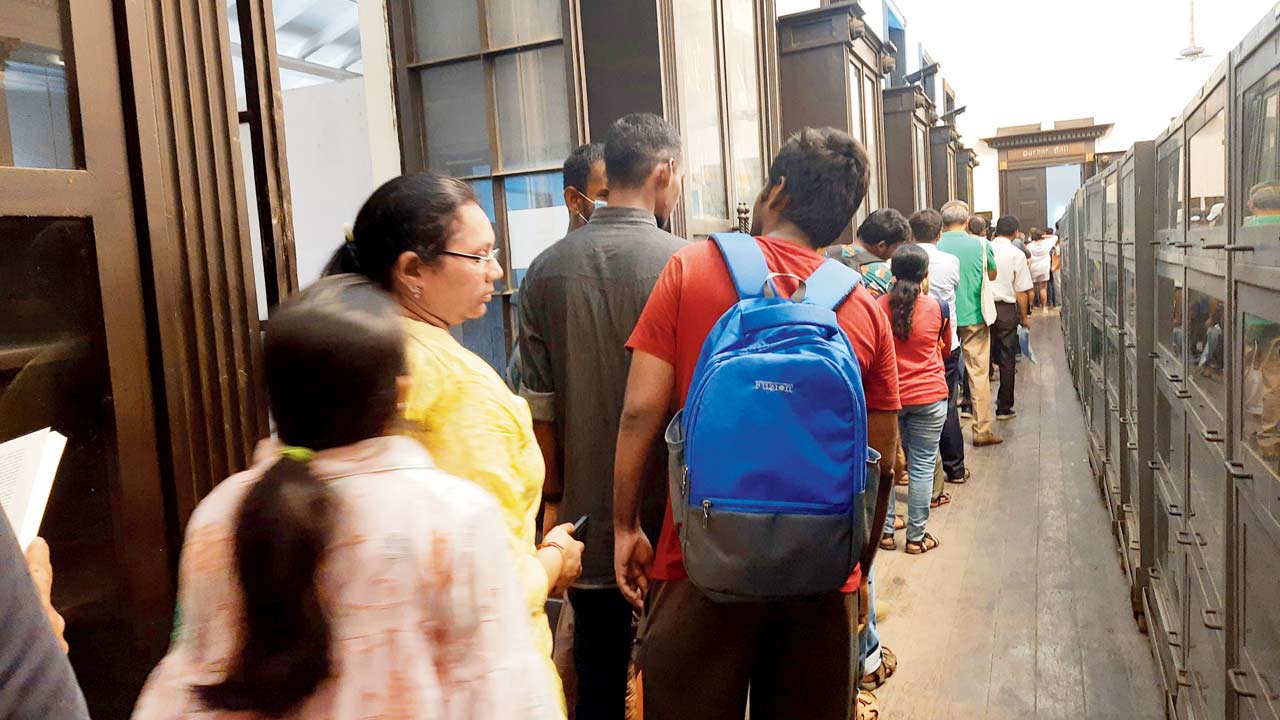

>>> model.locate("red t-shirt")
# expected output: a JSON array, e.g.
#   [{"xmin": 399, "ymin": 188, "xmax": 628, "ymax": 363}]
[
  {"xmin": 626, "ymin": 236, "xmax": 902, "ymax": 583},
  {"xmin": 876, "ymin": 294, "xmax": 950, "ymax": 406}
]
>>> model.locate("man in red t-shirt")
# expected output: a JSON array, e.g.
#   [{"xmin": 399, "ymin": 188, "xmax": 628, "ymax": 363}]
[{"xmin": 613, "ymin": 128, "xmax": 901, "ymax": 719}]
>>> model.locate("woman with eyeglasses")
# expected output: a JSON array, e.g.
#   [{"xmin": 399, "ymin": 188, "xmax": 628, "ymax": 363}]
[{"xmin": 326, "ymin": 173, "xmax": 582, "ymax": 715}]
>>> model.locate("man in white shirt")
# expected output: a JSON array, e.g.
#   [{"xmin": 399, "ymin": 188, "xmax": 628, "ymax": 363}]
[
  {"xmin": 909, "ymin": 209, "xmax": 968, "ymax": 485},
  {"xmin": 989, "ymin": 216, "xmax": 1033, "ymax": 419}
]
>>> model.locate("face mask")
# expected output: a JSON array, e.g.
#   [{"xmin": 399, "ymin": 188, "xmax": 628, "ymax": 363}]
[{"xmin": 575, "ymin": 189, "xmax": 607, "ymax": 224}]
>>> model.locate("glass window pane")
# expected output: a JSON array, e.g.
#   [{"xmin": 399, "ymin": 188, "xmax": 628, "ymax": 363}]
[
  {"xmin": 495, "ymin": 46, "xmax": 571, "ymax": 172},
  {"xmin": 675, "ymin": 0, "xmax": 726, "ymax": 221},
  {"xmin": 1188, "ymin": 110, "xmax": 1226, "ymax": 232},
  {"xmin": 1242, "ymin": 73, "xmax": 1280, "ymax": 229},
  {"xmin": 1157, "ymin": 273, "xmax": 1185, "ymax": 364},
  {"xmin": 1, "ymin": 0, "xmax": 83, "ymax": 168},
  {"xmin": 0, "ymin": 217, "xmax": 143, "ymax": 712},
  {"xmin": 486, "ymin": 0, "xmax": 562, "ymax": 47},
  {"xmin": 419, "ymin": 60, "xmax": 492, "ymax": 177},
  {"xmin": 724, "ymin": 0, "xmax": 762, "ymax": 208},
  {"xmin": 506, "ymin": 171, "xmax": 566, "ymax": 285},
  {"xmin": 1105, "ymin": 173, "xmax": 1118, "ymax": 242},
  {"xmin": 1186, "ymin": 287, "xmax": 1226, "ymax": 409},
  {"xmin": 470, "ymin": 178, "xmax": 497, "ymax": 222},
  {"xmin": 1157, "ymin": 138, "xmax": 1183, "ymax": 234},
  {"xmin": 1242, "ymin": 313, "xmax": 1280, "ymax": 484},
  {"xmin": 914, "ymin": 125, "xmax": 928, "ymax": 209},
  {"xmin": 862, "ymin": 73, "xmax": 879, "ymax": 212},
  {"xmin": 411, "ymin": 0, "xmax": 481, "ymax": 61}
]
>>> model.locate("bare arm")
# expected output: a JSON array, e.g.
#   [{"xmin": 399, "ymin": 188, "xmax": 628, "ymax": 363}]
[
  {"xmin": 532, "ymin": 421, "xmax": 561, "ymax": 536},
  {"xmin": 613, "ymin": 351, "xmax": 675, "ymax": 608}
]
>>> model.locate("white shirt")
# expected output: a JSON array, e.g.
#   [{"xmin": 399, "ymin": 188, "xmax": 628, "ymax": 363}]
[
  {"xmin": 990, "ymin": 236, "xmax": 1034, "ymax": 303},
  {"xmin": 918, "ymin": 242, "xmax": 961, "ymax": 351},
  {"xmin": 1028, "ymin": 235, "xmax": 1058, "ymax": 277}
]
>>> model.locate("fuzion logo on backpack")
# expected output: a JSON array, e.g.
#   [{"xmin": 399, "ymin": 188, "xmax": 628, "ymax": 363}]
[{"xmin": 664, "ymin": 232, "xmax": 880, "ymax": 602}]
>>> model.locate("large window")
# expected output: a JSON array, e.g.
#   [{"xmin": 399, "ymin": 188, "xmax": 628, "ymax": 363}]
[
  {"xmin": 397, "ymin": 0, "xmax": 574, "ymax": 285},
  {"xmin": 1156, "ymin": 136, "xmax": 1184, "ymax": 239},
  {"xmin": 673, "ymin": 0, "xmax": 767, "ymax": 233},
  {"xmin": 1187, "ymin": 110, "xmax": 1226, "ymax": 232},
  {"xmin": 1242, "ymin": 71, "xmax": 1280, "ymax": 230}
]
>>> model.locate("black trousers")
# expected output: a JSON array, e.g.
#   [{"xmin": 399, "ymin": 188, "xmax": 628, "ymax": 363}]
[
  {"xmin": 991, "ymin": 302, "xmax": 1021, "ymax": 414},
  {"xmin": 940, "ymin": 346, "xmax": 967, "ymax": 480},
  {"xmin": 569, "ymin": 587, "xmax": 636, "ymax": 719}
]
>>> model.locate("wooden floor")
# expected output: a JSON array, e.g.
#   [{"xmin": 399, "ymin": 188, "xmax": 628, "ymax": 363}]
[{"xmin": 872, "ymin": 312, "xmax": 1165, "ymax": 720}]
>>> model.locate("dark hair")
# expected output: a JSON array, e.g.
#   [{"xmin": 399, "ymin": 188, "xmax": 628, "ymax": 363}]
[
  {"xmin": 858, "ymin": 208, "xmax": 910, "ymax": 250},
  {"xmin": 888, "ymin": 244, "xmax": 929, "ymax": 341},
  {"xmin": 966, "ymin": 215, "xmax": 988, "ymax": 237},
  {"xmin": 1029, "ymin": 227, "xmax": 1044, "ymax": 242},
  {"xmin": 995, "ymin": 215, "xmax": 1020, "ymax": 238},
  {"xmin": 563, "ymin": 142, "xmax": 604, "ymax": 192},
  {"xmin": 324, "ymin": 173, "xmax": 477, "ymax": 289},
  {"xmin": 603, "ymin": 113, "xmax": 682, "ymax": 189},
  {"xmin": 768, "ymin": 127, "xmax": 870, "ymax": 248},
  {"xmin": 197, "ymin": 276, "xmax": 404, "ymax": 716},
  {"xmin": 909, "ymin": 209, "xmax": 943, "ymax": 243}
]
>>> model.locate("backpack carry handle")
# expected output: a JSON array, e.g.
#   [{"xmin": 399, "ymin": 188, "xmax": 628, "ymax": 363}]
[
  {"xmin": 802, "ymin": 258, "xmax": 861, "ymax": 310},
  {"xmin": 762, "ymin": 273, "xmax": 807, "ymax": 302}
]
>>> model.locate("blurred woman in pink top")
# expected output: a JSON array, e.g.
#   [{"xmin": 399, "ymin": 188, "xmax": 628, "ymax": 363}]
[{"xmin": 132, "ymin": 275, "xmax": 559, "ymax": 719}]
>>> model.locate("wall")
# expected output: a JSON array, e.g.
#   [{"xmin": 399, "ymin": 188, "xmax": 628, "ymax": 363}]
[{"xmin": 282, "ymin": 77, "xmax": 376, "ymax": 287}]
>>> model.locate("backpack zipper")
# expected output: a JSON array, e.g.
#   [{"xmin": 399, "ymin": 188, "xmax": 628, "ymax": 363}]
[{"xmin": 702, "ymin": 498, "xmax": 712, "ymax": 527}]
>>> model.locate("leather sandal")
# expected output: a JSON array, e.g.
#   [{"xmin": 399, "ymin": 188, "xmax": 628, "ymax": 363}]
[{"xmin": 905, "ymin": 533, "xmax": 940, "ymax": 555}]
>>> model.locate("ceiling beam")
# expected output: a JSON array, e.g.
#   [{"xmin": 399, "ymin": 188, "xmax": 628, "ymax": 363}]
[
  {"xmin": 336, "ymin": 44, "xmax": 362, "ymax": 70},
  {"xmin": 293, "ymin": 8, "xmax": 359, "ymax": 60},
  {"xmin": 231, "ymin": 41, "xmax": 359, "ymax": 82}
]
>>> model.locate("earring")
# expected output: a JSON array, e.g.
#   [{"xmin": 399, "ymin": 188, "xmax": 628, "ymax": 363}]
[{"xmin": 412, "ymin": 287, "xmax": 422, "ymax": 299}]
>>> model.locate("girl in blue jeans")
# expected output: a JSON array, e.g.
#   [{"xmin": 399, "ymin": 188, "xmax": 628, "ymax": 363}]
[{"xmin": 878, "ymin": 245, "xmax": 950, "ymax": 554}]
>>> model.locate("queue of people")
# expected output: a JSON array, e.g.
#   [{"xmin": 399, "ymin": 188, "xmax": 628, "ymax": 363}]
[{"xmin": 2, "ymin": 112, "xmax": 1047, "ymax": 720}]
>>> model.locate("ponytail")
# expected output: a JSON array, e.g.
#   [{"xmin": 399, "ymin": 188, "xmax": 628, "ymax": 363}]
[
  {"xmin": 887, "ymin": 243, "xmax": 930, "ymax": 341},
  {"xmin": 196, "ymin": 456, "xmax": 335, "ymax": 716},
  {"xmin": 889, "ymin": 278, "xmax": 921, "ymax": 341}
]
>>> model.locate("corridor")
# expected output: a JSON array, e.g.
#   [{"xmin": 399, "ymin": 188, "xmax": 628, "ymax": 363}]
[{"xmin": 872, "ymin": 312, "xmax": 1165, "ymax": 720}]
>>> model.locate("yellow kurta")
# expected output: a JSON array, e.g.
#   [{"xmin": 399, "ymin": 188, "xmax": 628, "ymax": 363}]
[{"xmin": 398, "ymin": 318, "xmax": 563, "ymax": 713}]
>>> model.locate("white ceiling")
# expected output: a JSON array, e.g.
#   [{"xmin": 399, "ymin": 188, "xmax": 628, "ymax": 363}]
[{"xmin": 230, "ymin": 0, "xmax": 363, "ymax": 100}]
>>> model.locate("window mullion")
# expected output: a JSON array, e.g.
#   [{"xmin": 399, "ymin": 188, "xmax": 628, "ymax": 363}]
[{"xmin": 713, "ymin": 0, "xmax": 734, "ymax": 219}]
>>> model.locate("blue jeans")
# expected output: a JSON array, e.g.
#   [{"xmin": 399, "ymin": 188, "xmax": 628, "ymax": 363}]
[
  {"xmin": 859, "ymin": 568, "xmax": 882, "ymax": 674},
  {"xmin": 884, "ymin": 400, "xmax": 948, "ymax": 542}
]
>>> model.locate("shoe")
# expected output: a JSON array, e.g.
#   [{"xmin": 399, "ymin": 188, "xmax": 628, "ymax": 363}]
[
  {"xmin": 996, "ymin": 410, "xmax": 1017, "ymax": 420},
  {"xmin": 959, "ymin": 409, "xmax": 973, "ymax": 419},
  {"xmin": 973, "ymin": 433, "xmax": 1004, "ymax": 447},
  {"xmin": 946, "ymin": 468, "xmax": 971, "ymax": 484}
]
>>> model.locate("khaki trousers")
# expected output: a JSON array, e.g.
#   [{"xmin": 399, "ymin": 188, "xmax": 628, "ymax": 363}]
[{"xmin": 959, "ymin": 323, "xmax": 994, "ymax": 437}]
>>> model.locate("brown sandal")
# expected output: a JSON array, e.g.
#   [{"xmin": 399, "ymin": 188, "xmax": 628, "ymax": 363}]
[
  {"xmin": 879, "ymin": 532, "xmax": 896, "ymax": 551},
  {"xmin": 854, "ymin": 690, "xmax": 880, "ymax": 720},
  {"xmin": 859, "ymin": 646, "xmax": 898, "ymax": 690},
  {"xmin": 930, "ymin": 492, "xmax": 952, "ymax": 508},
  {"xmin": 905, "ymin": 532, "xmax": 940, "ymax": 555}
]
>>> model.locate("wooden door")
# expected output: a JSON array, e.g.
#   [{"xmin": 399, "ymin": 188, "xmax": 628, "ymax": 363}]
[
  {"xmin": 0, "ymin": 0, "xmax": 170, "ymax": 716},
  {"xmin": 1007, "ymin": 167, "xmax": 1049, "ymax": 229}
]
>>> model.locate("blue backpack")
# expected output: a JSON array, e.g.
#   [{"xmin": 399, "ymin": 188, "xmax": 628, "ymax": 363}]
[{"xmin": 664, "ymin": 232, "xmax": 878, "ymax": 601}]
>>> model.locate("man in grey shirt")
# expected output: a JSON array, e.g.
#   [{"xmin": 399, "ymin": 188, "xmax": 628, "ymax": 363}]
[{"xmin": 518, "ymin": 113, "xmax": 686, "ymax": 719}]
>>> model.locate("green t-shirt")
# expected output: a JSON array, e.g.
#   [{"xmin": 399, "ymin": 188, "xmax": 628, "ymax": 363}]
[{"xmin": 936, "ymin": 230, "xmax": 996, "ymax": 327}]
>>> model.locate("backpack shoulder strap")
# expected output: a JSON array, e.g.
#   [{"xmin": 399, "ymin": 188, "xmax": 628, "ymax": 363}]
[
  {"xmin": 711, "ymin": 232, "xmax": 770, "ymax": 300},
  {"xmin": 801, "ymin": 258, "xmax": 862, "ymax": 311}
]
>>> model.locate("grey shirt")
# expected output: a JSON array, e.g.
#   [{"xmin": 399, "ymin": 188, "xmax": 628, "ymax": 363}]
[
  {"xmin": 517, "ymin": 206, "xmax": 685, "ymax": 587},
  {"xmin": 0, "ymin": 513, "xmax": 89, "ymax": 720}
]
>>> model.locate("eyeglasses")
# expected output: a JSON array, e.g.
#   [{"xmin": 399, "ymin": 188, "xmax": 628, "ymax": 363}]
[{"xmin": 442, "ymin": 247, "xmax": 501, "ymax": 265}]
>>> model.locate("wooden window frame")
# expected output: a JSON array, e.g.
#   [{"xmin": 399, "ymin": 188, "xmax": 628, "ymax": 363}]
[{"xmin": 386, "ymin": 0, "xmax": 585, "ymax": 290}]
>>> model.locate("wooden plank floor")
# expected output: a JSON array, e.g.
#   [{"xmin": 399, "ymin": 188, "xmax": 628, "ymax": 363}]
[{"xmin": 872, "ymin": 312, "xmax": 1165, "ymax": 720}]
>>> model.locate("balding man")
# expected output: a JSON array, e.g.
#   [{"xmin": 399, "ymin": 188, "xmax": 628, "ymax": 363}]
[{"xmin": 936, "ymin": 200, "xmax": 1001, "ymax": 447}]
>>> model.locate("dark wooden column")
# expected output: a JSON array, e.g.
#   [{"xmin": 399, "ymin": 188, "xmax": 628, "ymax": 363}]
[
  {"xmin": 119, "ymin": 0, "xmax": 270, "ymax": 533},
  {"xmin": 931, "ymin": 122, "xmax": 959, "ymax": 207}
]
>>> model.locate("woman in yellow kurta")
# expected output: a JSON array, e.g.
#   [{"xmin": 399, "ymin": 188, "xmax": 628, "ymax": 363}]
[{"xmin": 327, "ymin": 173, "xmax": 584, "ymax": 714}]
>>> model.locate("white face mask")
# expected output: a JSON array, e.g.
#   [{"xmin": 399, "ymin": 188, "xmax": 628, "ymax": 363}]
[{"xmin": 574, "ymin": 189, "xmax": 607, "ymax": 224}]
